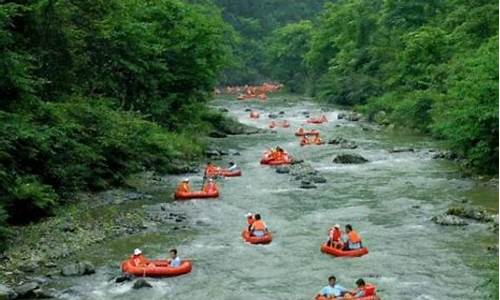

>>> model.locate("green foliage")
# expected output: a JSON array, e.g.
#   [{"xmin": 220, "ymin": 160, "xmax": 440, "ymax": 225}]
[
  {"xmin": 0, "ymin": 0, "xmax": 231, "ymax": 241},
  {"xmin": 267, "ymin": 21, "xmax": 313, "ymax": 93},
  {"xmin": 269, "ymin": 0, "xmax": 498, "ymax": 174},
  {"xmin": 206, "ymin": 0, "xmax": 329, "ymax": 84}
]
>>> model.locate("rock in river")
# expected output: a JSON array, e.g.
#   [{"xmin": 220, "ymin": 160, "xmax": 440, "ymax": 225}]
[
  {"xmin": 431, "ymin": 214, "xmax": 468, "ymax": 226},
  {"xmin": 133, "ymin": 279, "xmax": 152, "ymax": 289},
  {"xmin": 13, "ymin": 282, "xmax": 39, "ymax": 299},
  {"xmin": 0, "ymin": 284, "xmax": 17, "ymax": 300},
  {"xmin": 61, "ymin": 261, "xmax": 95, "ymax": 276},
  {"xmin": 333, "ymin": 154, "xmax": 368, "ymax": 164},
  {"xmin": 275, "ymin": 166, "xmax": 290, "ymax": 174}
]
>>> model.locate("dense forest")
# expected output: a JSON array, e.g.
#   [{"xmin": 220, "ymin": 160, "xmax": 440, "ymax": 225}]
[
  {"xmin": 0, "ymin": 0, "xmax": 233, "ymax": 241},
  {"xmin": 264, "ymin": 0, "xmax": 498, "ymax": 174},
  {"xmin": 0, "ymin": 0, "xmax": 498, "ymax": 245}
]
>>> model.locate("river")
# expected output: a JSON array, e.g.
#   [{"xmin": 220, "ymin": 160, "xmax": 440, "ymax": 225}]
[{"xmin": 50, "ymin": 95, "xmax": 498, "ymax": 300}]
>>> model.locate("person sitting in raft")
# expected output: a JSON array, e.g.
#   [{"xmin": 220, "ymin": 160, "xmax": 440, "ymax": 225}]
[
  {"xmin": 317, "ymin": 275, "xmax": 348, "ymax": 299},
  {"xmin": 343, "ymin": 224, "xmax": 362, "ymax": 250},
  {"xmin": 245, "ymin": 212, "xmax": 255, "ymax": 231},
  {"xmin": 202, "ymin": 178, "xmax": 218, "ymax": 193},
  {"xmin": 227, "ymin": 161, "xmax": 240, "ymax": 172},
  {"xmin": 346, "ymin": 278, "xmax": 379, "ymax": 299},
  {"xmin": 312, "ymin": 134, "xmax": 323, "ymax": 144},
  {"xmin": 168, "ymin": 248, "xmax": 181, "ymax": 268},
  {"xmin": 250, "ymin": 214, "xmax": 268, "ymax": 237},
  {"xmin": 176, "ymin": 178, "xmax": 191, "ymax": 194},
  {"xmin": 297, "ymin": 127, "xmax": 305, "ymax": 135},
  {"xmin": 130, "ymin": 248, "xmax": 150, "ymax": 267},
  {"xmin": 204, "ymin": 161, "xmax": 219, "ymax": 177},
  {"xmin": 300, "ymin": 135, "xmax": 310, "ymax": 146},
  {"xmin": 328, "ymin": 224, "xmax": 343, "ymax": 249}
]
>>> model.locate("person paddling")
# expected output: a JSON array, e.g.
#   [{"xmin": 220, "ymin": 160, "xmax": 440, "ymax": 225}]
[
  {"xmin": 343, "ymin": 224, "xmax": 362, "ymax": 250},
  {"xmin": 250, "ymin": 214, "xmax": 268, "ymax": 237},
  {"xmin": 227, "ymin": 161, "xmax": 240, "ymax": 172}
]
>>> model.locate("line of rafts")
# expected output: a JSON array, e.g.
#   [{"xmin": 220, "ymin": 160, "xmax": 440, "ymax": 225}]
[{"xmin": 120, "ymin": 215, "xmax": 377, "ymax": 299}]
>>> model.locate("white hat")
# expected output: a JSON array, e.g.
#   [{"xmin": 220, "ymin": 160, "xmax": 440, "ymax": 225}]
[
  {"xmin": 334, "ymin": 224, "xmax": 340, "ymax": 228},
  {"xmin": 208, "ymin": 178, "xmax": 214, "ymax": 182},
  {"xmin": 245, "ymin": 212, "xmax": 252, "ymax": 218},
  {"xmin": 134, "ymin": 248, "xmax": 142, "ymax": 255},
  {"xmin": 182, "ymin": 178, "xmax": 190, "ymax": 182}
]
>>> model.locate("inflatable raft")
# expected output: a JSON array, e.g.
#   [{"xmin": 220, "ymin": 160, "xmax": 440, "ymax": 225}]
[
  {"xmin": 295, "ymin": 129, "xmax": 320, "ymax": 137},
  {"xmin": 320, "ymin": 243, "xmax": 369, "ymax": 257},
  {"xmin": 121, "ymin": 259, "xmax": 192, "ymax": 277},
  {"xmin": 242, "ymin": 230, "xmax": 272, "ymax": 244},
  {"xmin": 174, "ymin": 190, "xmax": 219, "ymax": 200},
  {"xmin": 206, "ymin": 169, "xmax": 242, "ymax": 177},
  {"xmin": 307, "ymin": 116, "xmax": 328, "ymax": 124},
  {"xmin": 300, "ymin": 138, "xmax": 324, "ymax": 146}
]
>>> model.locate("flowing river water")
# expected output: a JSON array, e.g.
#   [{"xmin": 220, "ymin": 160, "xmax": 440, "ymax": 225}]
[{"xmin": 49, "ymin": 96, "xmax": 498, "ymax": 300}]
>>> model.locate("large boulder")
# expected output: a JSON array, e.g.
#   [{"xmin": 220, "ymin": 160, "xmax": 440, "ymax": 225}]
[
  {"xmin": 0, "ymin": 284, "xmax": 17, "ymax": 300},
  {"xmin": 337, "ymin": 113, "xmax": 346, "ymax": 120},
  {"xmin": 133, "ymin": 279, "xmax": 152, "ymax": 289},
  {"xmin": 300, "ymin": 181, "xmax": 317, "ymax": 189},
  {"xmin": 333, "ymin": 154, "xmax": 368, "ymax": 164},
  {"xmin": 61, "ymin": 261, "xmax": 95, "ymax": 276},
  {"xmin": 345, "ymin": 113, "xmax": 361, "ymax": 121},
  {"xmin": 13, "ymin": 282, "xmax": 39, "ymax": 299}
]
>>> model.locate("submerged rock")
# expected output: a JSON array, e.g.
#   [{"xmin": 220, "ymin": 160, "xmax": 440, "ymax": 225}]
[
  {"xmin": 333, "ymin": 154, "xmax": 368, "ymax": 164},
  {"xmin": 432, "ymin": 151, "xmax": 458, "ymax": 160},
  {"xmin": 275, "ymin": 166, "xmax": 290, "ymax": 174},
  {"xmin": 337, "ymin": 113, "xmax": 346, "ymax": 120},
  {"xmin": 431, "ymin": 214, "xmax": 468, "ymax": 226},
  {"xmin": 115, "ymin": 274, "xmax": 133, "ymax": 283},
  {"xmin": 300, "ymin": 181, "xmax": 317, "ymax": 189},
  {"xmin": 311, "ymin": 176, "xmax": 327, "ymax": 184},
  {"xmin": 268, "ymin": 113, "xmax": 278, "ymax": 119},
  {"xmin": 389, "ymin": 147, "xmax": 414, "ymax": 153},
  {"xmin": 345, "ymin": 113, "xmax": 361, "ymax": 121},
  {"xmin": 133, "ymin": 279, "xmax": 152, "ymax": 289}
]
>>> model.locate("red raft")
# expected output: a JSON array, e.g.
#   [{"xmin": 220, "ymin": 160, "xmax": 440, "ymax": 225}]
[
  {"xmin": 320, "ymin": 243, "xmax": 369, "ymax": 257},
  {"xmin": 121, "ymin": 259, "xmax": 192, "ymax": 277},
  {"xmin": 206, "ymin": 169, "xmax": 242, "ymax": 177},
  {"xmin": 307, "ymin": 115, "xmax": 328, "ymax": 124},
  {"xmin": 174, "ymin": 190, "xmax": 219, "ymax": 200},
  {"xmin": 260, "ymin": 151, "xmax": 292, "ymax": 165},
  {"xmin": 315, "ymin": 284, "xmax": 378, "ymax": 300},
  {"xmin": 242, "ymin": 230, "xmax": 272, "ymax": 245},
  {"xmin": 295, "ymin": 129, "xmax": 320, "ymax": 137},
  {"xmin": 269, "ymin": 120, "xmax": 290, "ymax": 129}
]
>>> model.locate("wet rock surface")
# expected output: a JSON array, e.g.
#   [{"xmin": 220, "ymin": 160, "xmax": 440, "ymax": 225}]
[
  {"xmin": 333, "ymin": 153, "xmax": 369, "ymax": 164},
  {"xmin": 133, "ymin": 279, "xmax": 152, "ymax": 289},
  {"xmin": 328, "ymin": 137, "xmax": 358, "ymax": 149}
]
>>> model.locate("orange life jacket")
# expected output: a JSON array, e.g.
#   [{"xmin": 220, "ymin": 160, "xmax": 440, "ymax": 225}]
[
  {"xmin": 348, "ymin": 230, "xmax": 361, "ymax": 243},
  {"xmin": 205, "ymin": 165, "xmax": 218, "ymax": 176},
  {"xmin": 203, "ymin": 182, "xmax": 218, "ymax": 193},
  {"xmin": 176, "ymin": 182, "xmax": 190, "ymax": 193},
  {"xmin": 251, "ymin": 220, "xmax": 266, "ymax": 231},
  {"xmin": 330, "ymin": 228, "xmax": 342, "ymax": 242},
  {"xmin": 131, "ymin": 255, "xmax": 148, "ymax": 267}
]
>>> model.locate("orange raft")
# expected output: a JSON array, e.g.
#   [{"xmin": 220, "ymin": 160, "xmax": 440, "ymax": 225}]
[
  {"xmin": 242, "ymin": 230, "xmax": 272, "ymax": 245},
  {"xmin": 206, "ymin": 169, "xmax": 242, "ymax": 177},
  {"xmin": 121, "ymin": 259, "xmax": 192, "ymax": 277},
  {"xmin": 295, "ymin": 129, "xmax": 320, "ymax": 137},
  {"xmin": 174, "ymin": 190, "xmax": 219, "ymax": 200},
  {"xmin": 300, "ymin": 138, "xmax": 325, "ymax": 146},
  {"xmin": 260, "ymin": 152, "xmax": 292, "ymax": 165},
  {"xmin": 307, "ymin": 115, "xmax": 328, "ymax": 124},
  {"xmin": 315, "ymin": 284, "xmax": 378, "ymax": 300},
  {"xmin": 320, "ymin": 243, "xmax": 369, "ymax": 257},
  {"xmin": 269, "ymin": 120, "xmax": 290, "ymax": 129}
]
